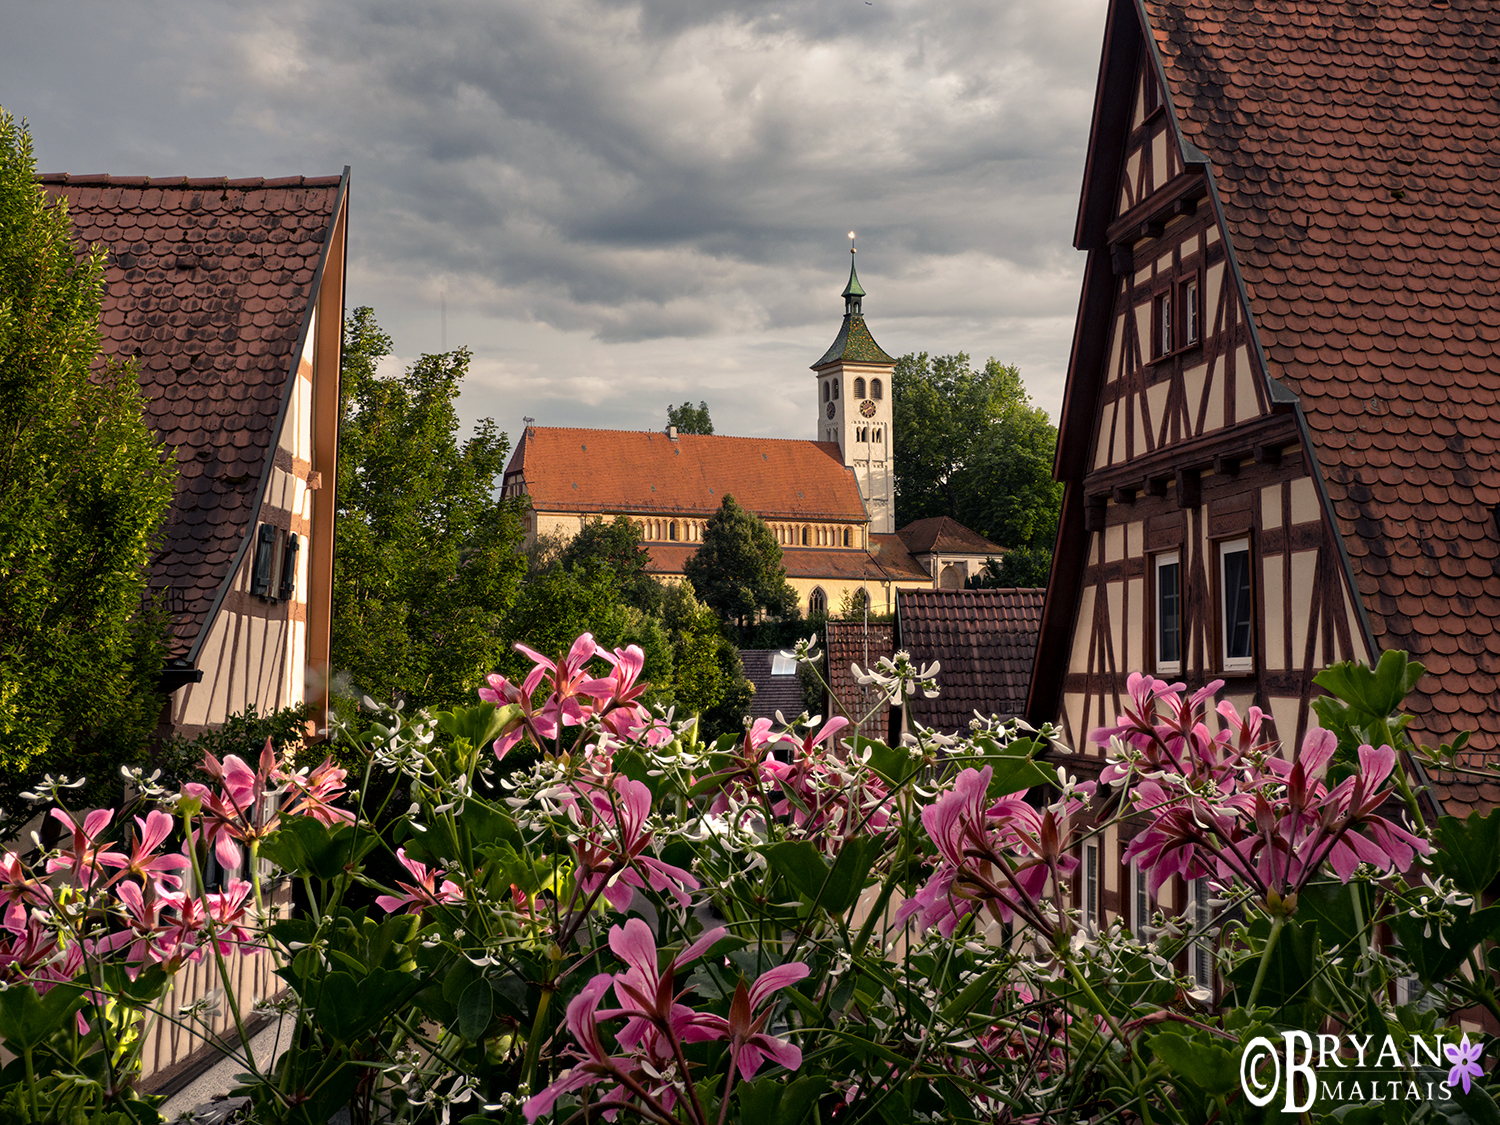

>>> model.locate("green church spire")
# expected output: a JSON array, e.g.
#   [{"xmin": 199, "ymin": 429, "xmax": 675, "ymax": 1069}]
[{"xmin": 813, "ymin": 240, "xmax": 895, "ymax": 369}]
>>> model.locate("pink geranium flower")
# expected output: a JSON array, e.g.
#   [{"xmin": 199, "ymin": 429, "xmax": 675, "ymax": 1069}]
[
  {"xmin": 376, "ymin": 848, "xmax": 464, "ymax": 915},
  {"xmin": 98, "ymin": 810, "xmax": 190, "ymax": 889},
  {"xmin": 571, "ymin": 776, "xmax": 699, "ymax": 912}
]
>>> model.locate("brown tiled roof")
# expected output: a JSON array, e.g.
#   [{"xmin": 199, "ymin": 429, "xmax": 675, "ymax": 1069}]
[
  {"xmin": 640, "ymin": 540, "xmax": 931, "ymax": 583},
  {"xmin": 740, "ymin": 650, "xmax": 806, "ymax": 722},
  {"xmin": 896, "ymin": 517, "xmax": 1004, "ymax": 558},
  {"xmin": 509, "ymin": 427, "xmax": 869, "ymax": 522},
  {"xmin": 824, "ymin": 622, "xmax": 895, "ymax": 726},
  {"xmin": 1137, "ymin": 0, "xmax": 1500, "ymax": 812},
  {"xmin": 867, "ymin": 534, "xmax": 933, "ymax": 582},
  {"xmin": 899, "ymin": 589, "xmax": 1045, "ymax": 733},
  {"xmin": 41, "ymin": 172, "xmax": 347, "ymax": 656}
]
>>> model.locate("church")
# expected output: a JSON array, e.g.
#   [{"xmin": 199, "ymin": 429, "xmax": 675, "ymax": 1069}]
[{"xmin": 501, "ymin": 255, "xmax": 950, "ymax": 616}]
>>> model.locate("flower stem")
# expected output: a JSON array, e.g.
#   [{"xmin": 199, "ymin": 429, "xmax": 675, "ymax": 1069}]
[{"xmin": 1245, "ymin": 912, "xmax": 1286, "ymax": 1010}]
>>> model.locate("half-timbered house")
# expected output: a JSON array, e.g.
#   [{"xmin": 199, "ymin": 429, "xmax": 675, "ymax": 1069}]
[
  {"xmin": 1027, "ymin": 0, "xmax": 1500, "ymax": 928},
  {"xmin": 39, "ymin": 171, "xmax": 348, "ymax": 1085},
  {"xmin": 41, "ymin": 173, "xmax": 349, "ymax": 740}
]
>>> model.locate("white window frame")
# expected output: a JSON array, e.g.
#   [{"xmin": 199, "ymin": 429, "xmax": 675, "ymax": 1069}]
[
  {"xmin": 1184, "ymin": 278, "xmax": 1200, "ymax": 344},
  {"xmin": 1131, "ymin": 861, "xmax": 1152, "ymax": 941},
  {"xmin": 1192, "ymin": 877, "xmax": 1213, "ymax": 988},
  {"xmin": 1084, "ymin": 843, "xmax": 1100, "ymax": 931},
  {"xmin": 1154, "ymin": 551, "xmax": 1182, "ymax": 676},
  {"xmin": 1218, "ymin": 537, "xmax": 1254, "ymax": 673}
]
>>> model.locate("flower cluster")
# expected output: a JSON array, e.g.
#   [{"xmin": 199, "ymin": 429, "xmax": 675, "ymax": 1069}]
[
  {"xmin": 1096, "ymin": 673, "xmax": 1428, "ymax": 901},
  {"xmin": 525, "ymin": 919, "xmax": 807, "ymax": 1124},
  {"xmin": 898, "ymin": 765, "xmax": 1094, "ymax": 941}
]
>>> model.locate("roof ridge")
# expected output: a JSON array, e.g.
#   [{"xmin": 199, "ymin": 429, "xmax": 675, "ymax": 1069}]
[
  {"xmin": 525, "ymin": 425, "xmax": 842, "ymax": 447},
  {"xmin": 35, "ymin": 173, "xmax": 345, "ymax": 188}
]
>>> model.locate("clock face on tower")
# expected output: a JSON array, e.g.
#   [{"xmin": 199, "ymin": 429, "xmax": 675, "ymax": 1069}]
[
  {"xmin": 859, "ymin": 399, "xmax": 877, "ymax": 418},
  {"xmin": 826, "ymin": 402, "xmax": 836, "ymax": 419}
]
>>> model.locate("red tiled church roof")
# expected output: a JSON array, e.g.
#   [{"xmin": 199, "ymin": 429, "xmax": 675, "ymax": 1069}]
[
  {"xmin": 41, "ymin": 172, "xmax": 347, "ymax": 656},
  {"xmin": 900, "ymin": 589, "xmax": 1045, "ymax": 733},
  {"xmin": 507, "ymin": 426, "xmax": 870, "ymax": 522},
  {"xmin": 1134, "ymin": 0, "xmax": 1500, "ymax": 811}
]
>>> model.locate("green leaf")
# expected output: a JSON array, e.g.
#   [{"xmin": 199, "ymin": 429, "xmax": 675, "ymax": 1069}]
[
  {"xmin": 1313, "ymin": 651, "xmax": 1424, "ymax": 721},
  {"xmin": 1389, "ymin": 904, "xmax": 1500, "ymax": 984},
  {"xmin": 314, "ymin": 969, "xmax": 419, "ymax": 1043},
  {"xmin": 764, "ymin": 836, "xmax": 879, "ymax": 915},
  {"xmin": 1148, "ymin": 1030, "xmax": 1240, "ymax": 1097},
  {"xmin": 260, "ymin": 816, "xmax": 379, "ymax": 884},
  {"xmin": 1432, "ymin": 812, "xmax": 1500, "ymax": 895},
  {"xmin": 457, "ymin": 978, "xmax": 493, "ymax": 1042},
  {"xmin": 776, "ymin": 1076, "xmax": 830, "ymax": 1125},
  {"xmin": 433, "ymin": 701, "xmax": 519, "ymax": 750},
  {"xmin": 736, "ymin": 1076, "xmax": 784, "ymax": 1125},
  {"xmin": 0, "ymin": 982, "xmax": 84, "ymax": 1051}
]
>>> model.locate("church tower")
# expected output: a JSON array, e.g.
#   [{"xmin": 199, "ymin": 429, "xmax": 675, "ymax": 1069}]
[{"xmin": 811, "ymin": 246, "xmax": 897, "ymax": 533}]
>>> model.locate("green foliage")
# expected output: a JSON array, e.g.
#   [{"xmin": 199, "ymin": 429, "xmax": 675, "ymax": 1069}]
[
  {"xmin": 667, "ymin": 399, "xmax": 714, "ymax": 435},
  {"xmin": 332, "ymin": 307, "xmax": 527, "ymax": 712},
  {"xmin": 967, "ymin": 548, "xmax": 1053, "ymax": 590},
  {"xmin": 558, "ymin": 515, "xmax": 661, "ymax": 615},
  {"xmin": 156, "ymin": 702, "xmax": 313, "ymax": 783},
  {"xmin": 0, "ymin": 110, "xmax": 176, "ymax": 817},
  {"xmin": 892, "ymin": 351, "xmax": 1061, "ymax": 550},
  {"xmin": 660, "ymin": 582, "xmax": 752, "ymax": 740},
  {"xmin": 685, "ymin": 495, "xmax": 798, "ymax": 632}
]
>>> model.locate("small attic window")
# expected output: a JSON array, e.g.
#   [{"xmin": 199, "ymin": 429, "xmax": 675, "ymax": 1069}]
[{"xmin": 770, "ymin": 652, "xmax": 797, "ymax": 675}]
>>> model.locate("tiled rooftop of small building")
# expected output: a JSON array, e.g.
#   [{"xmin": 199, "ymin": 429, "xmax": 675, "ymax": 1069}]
[{"xmin": 898, "ymin": 589, "xmax": 1045, "ymax": 734}]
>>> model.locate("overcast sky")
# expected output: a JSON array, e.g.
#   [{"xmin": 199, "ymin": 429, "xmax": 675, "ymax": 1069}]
[{"xmin": 3, "ymin": 0, "xmax": 1107, "ymax": 441}]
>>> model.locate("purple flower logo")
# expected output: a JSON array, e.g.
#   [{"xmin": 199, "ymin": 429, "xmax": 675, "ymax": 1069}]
[{"xmin": 1445, "ymin": 1034, "xmax": 1484, "ymax": 1094}]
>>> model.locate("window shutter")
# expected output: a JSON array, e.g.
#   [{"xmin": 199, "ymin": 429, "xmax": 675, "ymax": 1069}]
[
  {"xmin": 251, "ymin": 523, "xmax": 277, "ymax": 598},
  {"xmin": 278, "ymin": 533, "xmax": 300, "ymax": 601}
]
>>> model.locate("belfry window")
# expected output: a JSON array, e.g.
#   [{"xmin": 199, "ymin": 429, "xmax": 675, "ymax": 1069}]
[
  {"xmin": 853, "ymin": 377, "xmax": 866, "ymax": 398},
  {"xmin": 871, "ymin": 378, "xmax": 882, "ymax": 400},
  {"xmin": 833, "ymin": 379, "xmax": 840, "ymax": 399}
]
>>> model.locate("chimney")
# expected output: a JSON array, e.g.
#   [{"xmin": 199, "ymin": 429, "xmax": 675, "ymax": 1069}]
[{"xmin": 667, "ymin": 425, "xmax": 678, "ymax": 440}]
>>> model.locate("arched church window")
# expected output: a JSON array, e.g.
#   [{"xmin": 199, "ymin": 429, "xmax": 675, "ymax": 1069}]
[
  {"xmin": 809, "ymin": 587, "xmax": 827, "ymax": 617},
  {"xmin": 823, "ymin": 381, "xmax": 830, "ymax": 402},
  {"xmin": 853, "ymin": 377, "xmax": 866, "ymax": 398},
  {"xmin": 871, "ymin": 378, "xmax": 883, "ymax": 400},
  {"xmin": 801, "ymin": 527, "xmax": 809, "ymax": 545},
  {"xmin": 874, "ymin": 427, "xmax": 883, "ymax": 443},
  {"xmin": 669, "ymin": 521, "xmax": 678, "ymax": 541},
  {"xmin": 843, "ymin": 527, "xmax": 851, "ymax": 547}
]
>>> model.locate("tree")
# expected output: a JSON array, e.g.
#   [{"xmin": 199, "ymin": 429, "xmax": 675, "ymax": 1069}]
[
  {"xmin": 667, "ymin": 400, "xmax": 714, "ymax": 435},
  {"xmin": 332, "ymin": 308, "xmax": 527, "ymax": 712},
  {"xmin": 893, "ymin": 351, "xmax": 1062, "ymax": 551},
  {"xmin": 684, "ymin": 495, "xmax": 797, "ymax": 635},
  {"xmin": 0, "ymin": 111, "xmax": 176, "ymax": 816},
  {"xmin": 967, "ymin": 549, "xmax": 1052, "ymax": 590},
  {"xmin": 559, "ymin": 516, "xmax": 661, "ymax": 615}
]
